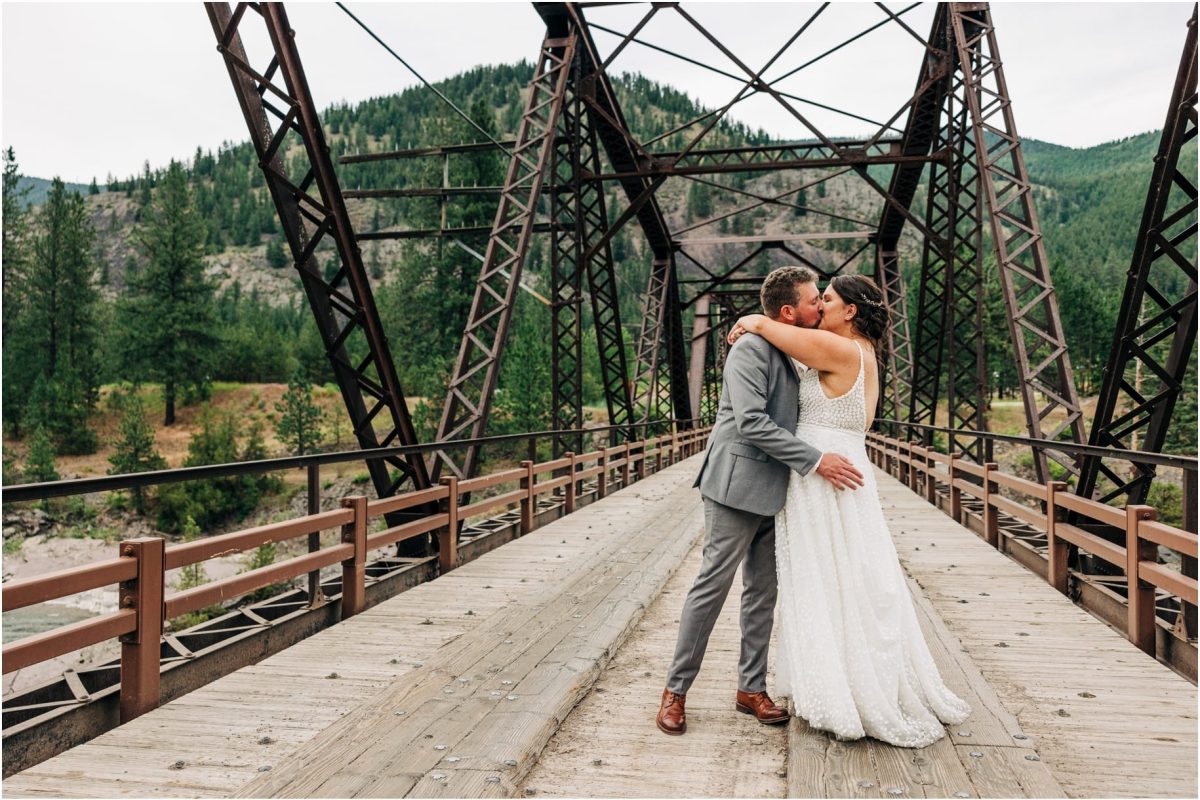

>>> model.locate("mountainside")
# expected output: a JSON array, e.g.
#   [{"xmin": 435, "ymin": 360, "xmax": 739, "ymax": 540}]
[
  {"xmin": 7, "ymin": 62, "xmax": 1196, "ymax": 451},
  {"xmin": 15, "ymin": 176, "xmax": 94, "ymax": 206}
]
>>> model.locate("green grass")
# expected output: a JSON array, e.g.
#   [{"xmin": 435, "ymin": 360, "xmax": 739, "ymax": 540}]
[{"xmin": 59, "ymin": 523, "xmax": 119, "ymax": 543}]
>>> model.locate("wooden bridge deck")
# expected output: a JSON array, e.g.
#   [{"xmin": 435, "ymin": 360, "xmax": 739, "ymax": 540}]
[{"xmin": 3, "ymin": 459, "xmax": 1195, "ymax": 798}]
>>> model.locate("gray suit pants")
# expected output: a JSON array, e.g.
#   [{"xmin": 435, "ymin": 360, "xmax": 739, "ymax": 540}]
[{"xmin": 665, "ymin": 497, "xmax": 777, "ymax": 695}]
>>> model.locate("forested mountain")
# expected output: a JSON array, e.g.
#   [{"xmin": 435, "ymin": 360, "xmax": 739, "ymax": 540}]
[{"xmin": 4, "ymin": 61, "xmax": 1196, "ymax": 456}]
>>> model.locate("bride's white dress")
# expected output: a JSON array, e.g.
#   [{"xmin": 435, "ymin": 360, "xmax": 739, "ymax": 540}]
[{"xmin": 775, "ymin": 344, "xmax": 971, "ymax": 748}]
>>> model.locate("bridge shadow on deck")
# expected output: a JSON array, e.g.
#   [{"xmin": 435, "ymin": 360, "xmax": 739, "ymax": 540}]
[{"xmin": 3, "ymin": 462, "xmax": 1195, "ymax": 798}]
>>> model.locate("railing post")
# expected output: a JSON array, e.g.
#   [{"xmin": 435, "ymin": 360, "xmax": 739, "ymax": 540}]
[
  {"xmin": 907, "ymin": 442, "xmax": 920, "ymax": 493},
  {"xmin": 1126, "ymin": 504, "xmax": 1158, "ymax": 655},
  {"xmin": 340, "ymin": 495, "xmax": 367, "ymax": 619},
  {"xmin": 925, "ymin": 448, "xmax": 938, "ymax": 504},
  {"xmin": 1183, "ymin": 467, "xmax": 1197, "ymax": 638},
  {"xmin": 948, "ymin": 454, "xmax": 962, "ymax": 522},
  {"xmin": 520, "ymin": 460, "xmax": 536, "ymax": 535},
  {"xmin": 621, "ymin": 443, "xmax": 632, "ymax": 488},
  {"xmin": 306, "ymin": 463, "xmax": 324, "ymax": 607},
  {"xmin": 636, "ymin": 440, "xmax": 647, "ymax": 482},
  {"xmin": 597, "ymin": 447, "xmax": 608, "ymax": 499},
  {"xmin": 655, "ymin": 437, "xmax": 664, "ymax": 473},
  {"xmin": 565, "ymin": 452, "xmax": 577, "ymax": 514},
  {"xmin": 899, "ymin": 440, "xmax": 910, "ymax": 487},
  {"xmin": 118, "ymin": 536, "xmax": 164, "ymax": 723},
  {"xmin": 1046, "ymin": 481, "xmax": 1069, "ymax": 595},
  {"xmin": 983, "ymin": 462, "xmax": 1000, "ymax": 549},
  {"xmin": 438, "ymin": 477, "xmax": 459, "ymax": 573}
]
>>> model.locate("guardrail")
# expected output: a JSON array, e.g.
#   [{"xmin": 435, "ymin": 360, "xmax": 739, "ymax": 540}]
[
  {"xmin": 866, "ymin": 430, "xmax": 1198, "ymax": 664},
  {"xmin": 1, "ymin": 426, "xmax": 711, "ymax": 724}
]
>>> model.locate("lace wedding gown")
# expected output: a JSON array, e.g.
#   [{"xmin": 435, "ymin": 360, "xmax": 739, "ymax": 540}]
[{"xmin": 775, "ymin": 344, "xmax": 971, "ymax": 748}]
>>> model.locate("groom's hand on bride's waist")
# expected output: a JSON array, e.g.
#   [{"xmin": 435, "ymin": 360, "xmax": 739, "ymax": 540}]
[{"xmin": 814, "ymin": 453, "xmax": 864, "ymax": 491}]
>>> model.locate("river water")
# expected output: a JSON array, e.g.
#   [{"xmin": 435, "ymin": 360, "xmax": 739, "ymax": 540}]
[{"xmin": 2, "ymin": 604, "xmax": 99, "ymax": 644}]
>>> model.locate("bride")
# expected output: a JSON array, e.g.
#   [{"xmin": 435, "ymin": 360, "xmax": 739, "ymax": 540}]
[{"xmin": 730, "ymin": 274, "xmax": 970, "ymax": 748}]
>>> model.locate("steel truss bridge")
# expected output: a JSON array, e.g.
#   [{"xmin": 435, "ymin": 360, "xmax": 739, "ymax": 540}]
[
  {"xmin": 1, "ymin": 0, "xmax": 1196, "ymax": 786},
  {"xmin": 204, "ymin": 0, "xmax": 1194, "ymax": 502}
]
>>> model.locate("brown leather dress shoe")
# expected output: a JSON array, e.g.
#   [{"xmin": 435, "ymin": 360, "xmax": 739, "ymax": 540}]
[
  {"xmin": 656, "ymin": 688, "xmax": 686, "ymax": 735},
  {"xmin": 735, "ymin": 690, "xmax": 789, "ymax": 724}
]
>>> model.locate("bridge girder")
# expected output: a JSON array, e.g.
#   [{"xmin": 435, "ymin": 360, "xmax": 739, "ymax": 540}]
[
  {"xmin": 205, "ymin": 2, "xmax": 431, "ymax": 517},
  {"xmin": 207, "ymin": 1, "xmax": 1197, "ymax": 500},
  {"xmin": 1079, "ymin": 8, "xmax": 1198, "ymax": 507}
]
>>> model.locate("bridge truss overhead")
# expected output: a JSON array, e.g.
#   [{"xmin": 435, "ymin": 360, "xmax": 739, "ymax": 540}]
[
  {"xmin": 1079, "ymin": 9, "xmax": 1198, "ymax": 507},
  {"xmin": 205, "ymin": 1, "xmax": 1195, "ymax": 496},
  {"xmin": 205, "ymin": 2, "xmax": 430, "ymax": 505}
]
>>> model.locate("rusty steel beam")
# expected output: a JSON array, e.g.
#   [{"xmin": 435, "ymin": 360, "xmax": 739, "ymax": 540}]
[
  {"xmin": 908, "ymin": 9, "xmax": 979, "ymax": 456},
  {"xmin": 876, "ymin": 249, "xmax": 914, "ymax": 423},
  {"xmin": 549, "ymin": 58, "xmax": 586, "ymax": 457},
  {"xmin": 1080, "ymin": 8, "xmax": 1198, "ymax": 506},
  {"xmin": 687, "ymin": 294, "xmax": 711, "ymax": 424},
  {"xmin": 205, "ymin": 3, "xmax": 430, "ymax": 505},
  {"xmin": 631, "ymin": 256, "xmax": 678, "ymax": 423},
  {"xmin": 586, "ymin": 149, "xmax": 944, "ymax": 181},
  {"xmin": 874, "ymin": 4, "xmax": 954, "ymax": 424},
  {"xmin": 432, "ymin": 23, "xmax": 577, "ymax": 480},
  {"xmin": 949, "ymin": 3, "xmax": 1086, "ymax": 479},
  {"xmin": 357, "ymin": 222, "xmax": 561, "ymax": 240},
  {"xmin": 559, "ymin": 4, "xmax": 689, "ymax": 426},
  {"xmin": 547, "ymin": 40, "xmax": 637, "ymax": 452},
  {"xmin": 576, "ymin": 114, "xmax": 636, "ymax": 441}
]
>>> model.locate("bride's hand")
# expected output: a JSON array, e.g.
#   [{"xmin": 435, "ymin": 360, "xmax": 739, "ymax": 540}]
[{"xmin": 728, "ymin": 314, "xmax": 768, "ymax": 345}]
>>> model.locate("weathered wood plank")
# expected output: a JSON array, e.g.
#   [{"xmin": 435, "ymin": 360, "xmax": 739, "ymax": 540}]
[
  {"xmin": 525, "ymin": 534, "xmax": 788, "ymax": 799},
  {"xmin": 878, "ymin": 471, "xmax": 1196, "ymax": 799}
]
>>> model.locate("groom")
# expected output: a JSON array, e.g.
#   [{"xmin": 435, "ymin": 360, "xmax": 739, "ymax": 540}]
[{"xmin": 656, "ymin": 265, "xmax": 864, "ymax": 735}]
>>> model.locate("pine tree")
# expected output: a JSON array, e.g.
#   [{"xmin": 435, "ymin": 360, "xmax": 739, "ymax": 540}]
[
  {"xmin": 2, "ymin": 148, "xmax": 31, "ymax": 435},
  {"xmin": 88, "ymin": 177, "xmax": 100, "ymax": 195},
  {"xmin": 265, "ymin": 237, "xmax": 288, "ymax": 269},
  {"xmin": 495, "ymin": 295, "xmax": 552, "ymax": 438},
  {"xmin": 24, "ymin": 426, "xmax": 59, "ymax": 483},
  {"xmin": 5, "ymin": 177, "xmax": 100, "ymax": 451},
  {"xmin": 274, "ymin": 370, "xmax": 324, "ymax": 455},
  {"xmin": 175, "ymin": 515, "xmax": 207, "ymax": 589},
  {"xmin": 108, "ymin": 389, "xmax": 167, "ymax": 513},
  {"xmin": 117, "ymin": 160, "xmax": 217, "ymax": 425}
]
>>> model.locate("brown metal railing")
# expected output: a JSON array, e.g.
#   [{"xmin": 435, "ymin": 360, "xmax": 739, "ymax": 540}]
[
  {"xmin": 1, "ymin": 426, "xmax": 710, "ymax": 724},
  {"xmin": 866, "ymin": 431, "xmax": 1198, "ymax": 662}
]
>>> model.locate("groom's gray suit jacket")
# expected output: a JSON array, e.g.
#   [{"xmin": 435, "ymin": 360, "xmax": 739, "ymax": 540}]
[{"xmin": 694, "ymin": 333, "xmax": 821, "ymax": 515}]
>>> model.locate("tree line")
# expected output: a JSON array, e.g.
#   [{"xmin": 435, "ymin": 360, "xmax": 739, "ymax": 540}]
[{"xmin": 4, "ymin": 61, "xmax": 1195, "ymax": 499}]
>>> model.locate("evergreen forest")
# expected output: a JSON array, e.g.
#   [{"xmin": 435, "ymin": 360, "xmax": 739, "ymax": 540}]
[{"xmin": 3, "ymin": 59, "xmax": 1196, "ymax": 500}]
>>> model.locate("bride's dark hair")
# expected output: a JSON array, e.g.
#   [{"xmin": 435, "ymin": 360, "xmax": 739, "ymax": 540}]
[{"xmin": 828, "ymin": 274, "xmax": 890, "ymax": 347}]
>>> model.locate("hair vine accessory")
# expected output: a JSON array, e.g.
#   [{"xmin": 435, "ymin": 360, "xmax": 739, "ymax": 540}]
[{"xmin": 856, "ymin": 298, "xmax": 886, "ymax": 309}]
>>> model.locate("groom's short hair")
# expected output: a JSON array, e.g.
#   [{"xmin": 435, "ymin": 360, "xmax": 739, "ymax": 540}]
[{"xmin": 761, "ymin": 266, "xmax": 819, "ymax": 317}]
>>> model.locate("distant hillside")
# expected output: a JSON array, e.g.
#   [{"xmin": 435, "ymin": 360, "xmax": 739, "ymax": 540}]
[
  {"xmin": 15, "ymin": 176, "xmax": 96, "ymax": 207},
  {"xmin": 7, "ymin": 61, "xmax": 1195, "ymax": 452}
]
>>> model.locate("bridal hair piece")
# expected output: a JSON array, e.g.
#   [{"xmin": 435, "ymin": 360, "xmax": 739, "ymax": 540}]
[{"xmin": 828, "ymin": 274, "xmax": 890, "ymax": 345}]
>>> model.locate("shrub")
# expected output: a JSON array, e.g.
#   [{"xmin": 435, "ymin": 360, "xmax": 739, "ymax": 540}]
[
  {"xmin": 24, "ymin": 426, "xmax": 59, "ymax": 483},
  {"xmin": 107, "ymin": 388, "xmax": 167, "ymax": 514},
  {"xmin": 170, "ymin": 516, "xmax": 225, "ymax": 631},
  {"xmin": 1147, "ymin": 482, "xmax": 1184, "ymax": 529},
  {"xmin": 155, "ymin": 406, "xmax": 281, "ymax": 533}
]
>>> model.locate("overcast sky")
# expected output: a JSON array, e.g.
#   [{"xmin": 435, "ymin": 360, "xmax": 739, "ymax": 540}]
[{"xmin": 2, "ymin": 1, "xmax": 1194, "ymax": 183}]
